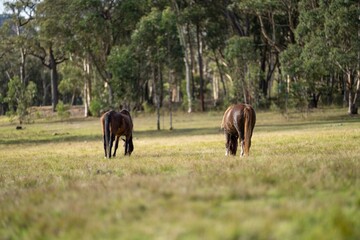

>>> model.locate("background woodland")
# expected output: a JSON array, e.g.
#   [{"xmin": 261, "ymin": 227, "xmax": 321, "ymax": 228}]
[{"xmin": 0, "ymin": 0, "xmax": 359, "ymax": 125}]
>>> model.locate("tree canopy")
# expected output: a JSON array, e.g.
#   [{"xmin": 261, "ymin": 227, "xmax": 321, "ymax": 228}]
[{"xmin": 0, "ymin": 0, "xmax": 359, "ymax": 120}]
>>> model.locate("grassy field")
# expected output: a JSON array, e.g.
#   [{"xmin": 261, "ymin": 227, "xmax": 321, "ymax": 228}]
[{"xmin": 0, "ymin": 108, "xmax": 359, "ymax": 240}]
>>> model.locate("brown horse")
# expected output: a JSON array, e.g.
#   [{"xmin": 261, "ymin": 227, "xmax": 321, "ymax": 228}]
[
  {"xmin": 221, "ymin": 104, "xmax": 256, "ymax": 157},
  {"xmin": 100, "ymin": 109, "xmax": 134, "ymax": 158}
]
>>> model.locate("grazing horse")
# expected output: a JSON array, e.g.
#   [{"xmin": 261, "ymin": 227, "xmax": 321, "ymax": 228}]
[
  {"xmin": 101, "ymin": 109, "xmax": 134, "ymax": 158},
  {"xmin": 221, "ymin": 104, "xmax": 256, "ymax": 157}
]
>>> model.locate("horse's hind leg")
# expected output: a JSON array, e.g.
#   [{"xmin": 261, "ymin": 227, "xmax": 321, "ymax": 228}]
[
  {"xmin": 124, "ymin": 138, "xmax": 129, "ymax": 155},
  {"xmin": 108, "ymin": 134, "xmax": 115, "ymax": 158},
  {"xmin": 225, "ymin": 132, "xmax": 230, "ymax": 156},
  {"xmin": 103, "ymin": 135, "xmax": 107, "ymax": 158},
  {"xmin": 124, "ymin": 136, "xmax": 133, "ymax": 156},
  {"xmin": 240, "ymin": 139, "xmax": 245, "ymax": 157},
  {"xmin": 113, "ymin": 136, "xmax": 120, "ymax": 157},
  {"xmin": 127, "ymin": 136, "xmax": 134, "ymax": 156},
  {"xmin": 239, "ymin": 131, "xmax": 245, "ymax": 157}
]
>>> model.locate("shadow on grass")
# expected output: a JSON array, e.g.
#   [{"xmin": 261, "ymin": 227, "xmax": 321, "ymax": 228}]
[
  {"xmin": 0, "ymin": 134, "xmax": 101, "ymax": 146},
  {"xmin": 134, "ymin": 127, "xmax": 221, "ymax": 138},
  {"xmin": 1, "ymin": 114, "xmax": 358, "ymax": 146},
  {"xmin": 0, "ymin": 127, "xmax": 222, "ymax": 146},
  {"xmin": 257, "ymin": 115, "xmax": 359, "ymax": 132}
]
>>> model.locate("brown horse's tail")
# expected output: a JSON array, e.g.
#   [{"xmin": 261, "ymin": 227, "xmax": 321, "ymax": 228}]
[{"xmin": 244, "ymin": 105, "xmax": 256, "ymax": 156}]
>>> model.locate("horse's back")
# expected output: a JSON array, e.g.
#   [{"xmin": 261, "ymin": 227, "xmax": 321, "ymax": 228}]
[
  {"xmin": 120, "ymin": 109, "xmax": 133, "ymax": 126},
  {"xmin": 111, "ymin": 110, "xmax": 133, "ymax": 136},
  {"xmin": 222, "ymin": 104, "xmax": 245, "ymax": 131},
  {"xmin": 222, "ymin": 104, "xmax": 255, "ymax": 133},
  {"xmin": 120, "ymin": 109, "xmax": 133, "ymax": 130}
]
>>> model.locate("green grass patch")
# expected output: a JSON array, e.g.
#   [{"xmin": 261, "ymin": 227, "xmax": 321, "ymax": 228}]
[{"xmin": 0, "ymin": 108, "xmax": 360, "ymax": 239}]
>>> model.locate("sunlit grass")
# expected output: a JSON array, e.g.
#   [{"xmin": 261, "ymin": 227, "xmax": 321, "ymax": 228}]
[{"xmin": 0, "ymin": 107, "xmax": 359, "ymax": 239}]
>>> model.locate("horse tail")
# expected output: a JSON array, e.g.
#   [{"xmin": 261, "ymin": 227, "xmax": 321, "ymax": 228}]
[
  {"xmin": 243, "ymin": 105, "xmax": 256, "ymax": 156},
  {"xmin": 104, "ymin": 111, "xmax": 113, "ymax": 158}
]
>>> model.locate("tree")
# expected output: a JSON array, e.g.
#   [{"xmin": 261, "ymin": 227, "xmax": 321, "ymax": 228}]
[
  {"xmin": 3, "ymin": 0, "xmax": 37, "ymax": 85},
  {"xmin": 225, "ymin": 36, "xmax": 258, "ymax": 104},
  {"xmin": 324, "ymin": 0, "xmax": 359, "ymax": 114},
  {"xmin": 172, "ymin": 0, "xmax": 193, "ymax": 113},
  {"xmin": 69, "ymin": 0, "xmax": 146, "ymax": 106},
  {"xmin": 31, "ymin": 0, "xmax": 68, "ymax": 112},
  {"xmin": 5, "ymin": 76, "xmax": 36, "ymax": 124},
  {"xmin": 281, "ymin": 0, "xmax": 359, "ymax": 113},
  {"xmin": 58, "ymin": 62, "xmax": 83, "ymax": 105}
]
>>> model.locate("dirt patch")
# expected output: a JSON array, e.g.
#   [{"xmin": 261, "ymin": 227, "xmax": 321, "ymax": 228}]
[{"xmin": 29, "ymin": 106, "xmax": 85, "ymax": 118}]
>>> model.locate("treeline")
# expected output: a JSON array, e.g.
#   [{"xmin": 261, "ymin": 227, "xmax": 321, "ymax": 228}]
[{"xmin": 0, "ymin": 0, "xmax": 359, "ymax": 123}]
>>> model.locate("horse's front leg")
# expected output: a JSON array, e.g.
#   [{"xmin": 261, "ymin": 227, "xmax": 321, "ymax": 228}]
[
  {"xmin": 113, "ymin": 136, "xmax": 120, "ymax": 157},
  {"xmin": 124, "ymin": 136, "xmax": 133, "ymax": 156}
]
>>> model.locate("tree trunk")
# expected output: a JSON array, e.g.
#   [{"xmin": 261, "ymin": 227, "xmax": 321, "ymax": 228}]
[
  {"xmin": 187, "ymin": 24, "xmax": 195, "ymax": 100},
  {"xmin": 15, "ymin": 20, "xmax": 27, "ymax": 85},
  {"xmin": 214, "ymin": 52, "xmax": 226, "ymax": 97},
  {"xmin": 353, "ymin": 70, "xmax": 360, "ymax": 105},
  {"xmin": 42, "ymin": 79, "xmax": 50, "ymax": 106},
  {"xmin": 259, "ymin": 46, "xmax": 267, "ymax": 98},
  {"xmin": 242, "ymin": 64, "xmax": 249, "ymax": 104},
  {"xmin": 184, "ymin": 52, "xmax": 192, "ymax": 113},
  {"xmin": 20, "ymin": 48, "xmax": 26, "ymax": 85},
  {"xmin": 196, "ymin": 24, "xmax": 205, "ymax": 111},
  {"xmin": 347, "ymin": 72, "xmax": 358, "ymax": 114},
  {"xmin": 83, "ymin": 59, "xmax": 92, "ymax": 117},
  {"xmin": 152, "ymin": 63, "xmax": 161, "ymax": 130},
  {"xmin": 172, "ymin": 0, "xmax": 192, "ymax": 112},
  {"xmin": 49, "ymin": 48, "xmax": 59, "ymax": 112}
]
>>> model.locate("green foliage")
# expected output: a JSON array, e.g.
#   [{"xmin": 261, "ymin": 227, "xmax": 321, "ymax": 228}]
[
  {"xmin": 142, "ymin": 101, "xmax": 155, "ymax": 114},
  {"xmin": 225, "ymin": 36, "xmax": 256, "ymax": 62},
  {"xmin": 281, "ymin": 0, "xmax": 359, "ymax": 112},
  {"xmin": 89, "ymin": 98, "xmax": 106, "ymax": 117},
  {"xmin": 1, "ymin": 0, "xmax": 359, "ymax": 115},
  {"xmin": 55, "ymin": 100, "xmax": 70, "ymax": 119},
  {"xmin": 58, "ymin": 63, "xmax": 83, "ymax": 100},
  {"xmin": 108, "ymin": 45, "xmax": 139, "ymax": 105},
  {"xmin": 5, "ymin": 77, "xmax": 37, "ymax": 123}
]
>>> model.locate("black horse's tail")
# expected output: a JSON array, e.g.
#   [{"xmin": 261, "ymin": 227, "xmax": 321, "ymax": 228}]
[{"xmin": 104, "ymin": 111, "xmax": 112, "ymax": 158}]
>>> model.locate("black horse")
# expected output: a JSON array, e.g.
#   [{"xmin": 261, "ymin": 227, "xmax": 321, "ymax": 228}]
[{"xmin": 100, "ymin": 109, "xmax": 134, "ymax": 158}]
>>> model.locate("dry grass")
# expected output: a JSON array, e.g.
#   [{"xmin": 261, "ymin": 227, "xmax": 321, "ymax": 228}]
[{"xmin": 0, "ymin": 108, "xmax": 359, "ymax": 239}]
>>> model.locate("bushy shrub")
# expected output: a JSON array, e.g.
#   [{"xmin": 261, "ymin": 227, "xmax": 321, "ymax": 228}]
[
  {"xmin": 89, "ymin": 98, "xmax": 106, "ymax": 117},
  {"xmin": 5, "ymin": 77, "xmax": 37, "ymax": 124},
  {"xmin": 56, "ymin": 101, "xmax": 70, "ymax": 120}
]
